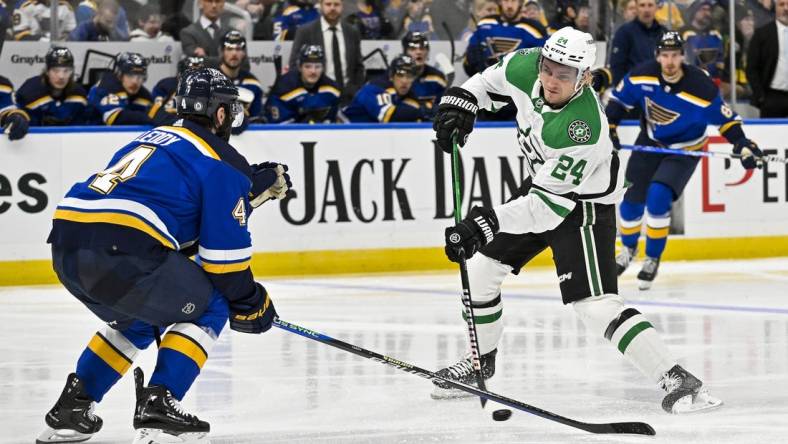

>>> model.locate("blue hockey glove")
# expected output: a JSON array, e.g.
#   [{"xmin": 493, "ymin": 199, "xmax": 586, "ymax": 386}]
[
  {"xmin": 230, "ymin": 283, "xmax": 277, "ymax": 334},
  {"xmin": 249, "ymin": 162, "xmax": 292, "ymax": 208},
  {"xmin": 2, "ymin": 112, "xmax": 29, "ymax": 141},
  {"xmin": 444, "ymin": 206, "xmax": 499, "ymax": 263},
  {"xmin": 733, "ymin": 139, "xmax": 763, "ymax": 170}
]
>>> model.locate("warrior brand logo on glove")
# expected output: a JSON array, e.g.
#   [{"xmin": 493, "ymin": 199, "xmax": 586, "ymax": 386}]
[
  {"xmin": 474, "ymin": 216, "xmax": 495, "ymax": 243},
  {"xmin": 439, "ymin": 95, "xmax": 479, "ymax": 113},
  {"xmin": 568, "ymin": 120, "xmax": 591, "ymax": 144}
]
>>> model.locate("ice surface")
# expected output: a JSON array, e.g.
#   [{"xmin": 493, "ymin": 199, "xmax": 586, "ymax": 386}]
[{"xmin": 2, "ymin": 258, "xmax": 787, "ymax": 443}]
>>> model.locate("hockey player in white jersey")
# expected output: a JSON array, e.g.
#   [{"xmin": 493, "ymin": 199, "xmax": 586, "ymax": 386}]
[{"xmin": 431, "ymin": 27, "xmax": 721, "ymax": 414}]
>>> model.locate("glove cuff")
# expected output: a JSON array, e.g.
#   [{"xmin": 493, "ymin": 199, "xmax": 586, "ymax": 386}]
[
  {"xmin": 469, "ymin": 206, "xmax": 499, "ymax": 244},
  {"xmin": 439, "ymin": 87, "xmax": 479, "ymax": 115}
]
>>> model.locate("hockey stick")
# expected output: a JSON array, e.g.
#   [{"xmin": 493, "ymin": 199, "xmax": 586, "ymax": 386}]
[
  {"xmin": 621, "ymin": 144, "xmax": 786, "ymax": 164},
  {"xmin": 440, "ymin": 21, "xmax": 456, "ymax": 87},
  {"xmin": 450, "ymin": 134, "xmax": 488, "ymax": 409},
  {"xmin": 273, "ymin": 317, "xmax": 656, "ymax": 436}
]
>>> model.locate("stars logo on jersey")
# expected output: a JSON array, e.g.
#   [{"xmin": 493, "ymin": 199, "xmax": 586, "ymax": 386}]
[{"xmin": 568, "ymin": 120, "xmax": 591, "ymax": 144}]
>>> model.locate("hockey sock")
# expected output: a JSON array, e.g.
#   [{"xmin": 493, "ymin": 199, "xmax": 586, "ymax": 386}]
[
  {"xmin": 465, "ymin": 254, "xmax": 511, "ymax": 355},
  {"xmin": 573, "ymin": 294, "xmax": 676, "ymax": 383},
  {"xmin": 619, "ymin": 200, "xmax": 645, "ymax": 249},
  {"xmin": 75, "ymin": 321, "xmax": 155, "ymax": 402},
  {"xmin": 644, "ymin": 182, "xmax": 673, "ymax": 258},
  {"xmin": 150, "ymin": 293, "xmax": 227, "ymax": 400}
]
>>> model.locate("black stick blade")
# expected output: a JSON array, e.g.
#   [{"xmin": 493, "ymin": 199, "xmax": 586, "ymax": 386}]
[{"xmin": 587, "ymin": 421, "xmax": 656, "ymax": 436}]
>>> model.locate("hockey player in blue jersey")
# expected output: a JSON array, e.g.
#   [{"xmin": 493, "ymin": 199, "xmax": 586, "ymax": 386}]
[
  {"xmin": 265, "ymin": 44, "xmax": 341, "ymax": 123},
  {"xmin": 402, "ymin": 31, "xmax": 447, "ymax": 114},
  {"xmin": 607, "ymin": 31, "xmax": 763, "ymax": 289},
  {"xmin": 463, "ymin": 0, "xmax": 547, "ymax": 77},
  {"xmin": 0, "ymin": 75, "xmax": 29, "ymax": 140},
  {"xmin": 272, "ymin": 0, "xmax": 318, "ymax": 41},
  {"xmin": 149, "ymin": 56, "xmax": 205, "ymax": 121},
  {"xmin": 219, "ymin": 30, "xmax": 264, "ymax": 134},
  {"xmin": 342, "ymin": 54, "xmax": 430, "ymax": 123},
  {"xmin": 37, "ymin": 68, "xmax": 292, "ymax": 444},
  {"xmin": 87, "ymin": 52, "xmax": 156, "ymax": 126},
  {"xmin": 16, "ymin": 47, "xmax": 88, "ymax": 127}
]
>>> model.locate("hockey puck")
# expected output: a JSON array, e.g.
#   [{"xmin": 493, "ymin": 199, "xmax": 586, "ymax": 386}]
[{"xmin": 492, "ymin": 409, "xmax": 512, "ymax": 421}]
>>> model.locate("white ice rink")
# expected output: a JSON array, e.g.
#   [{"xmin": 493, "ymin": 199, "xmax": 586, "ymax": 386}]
[{"xmin": 2, "ymin": 258, "xmax": 788, "ymax": 443}]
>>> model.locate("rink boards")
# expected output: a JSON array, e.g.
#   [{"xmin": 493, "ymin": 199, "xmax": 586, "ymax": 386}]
[{"xmin": 1, "ymin": 121, "xmax": 787, "ymax": 285}]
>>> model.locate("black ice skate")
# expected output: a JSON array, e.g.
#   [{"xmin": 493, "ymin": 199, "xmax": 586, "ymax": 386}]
[
  {"xmin": 431, "ymin": 349, "xmax": 497, "ymax": 400},
  {"xmin": 637, "ymin": 256, "xmax": 660, "ymax": 290},
  {"xmin": 616, "ymin": 246, "xmax": 637, "ymax": 276},
  {"xmin": 36, "ymin": 373, "xmax": 102, "ymax": 443},
  {"xmin": 132, "ymin": 367, "xmax": 209, "ymax": 444},
  {"xmin": 660, "ymin": 365, "xmax": 722, "ymax": 414}
]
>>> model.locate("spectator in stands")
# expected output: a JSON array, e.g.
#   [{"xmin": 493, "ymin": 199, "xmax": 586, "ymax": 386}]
[
  {"xmin": 87, "ymin": 52, "xmax": 155, "ymax": 125},
  {"xmin": 460, "ymin": 0, "xmax": 499, "ymax": 42},
  {"xmin": 129, "ymin": 4, "xmax": 174, "ymax": 42},
  {"xmin": 0, "ymin": 75, "xmax": 29, "ymax": 141},
  {"xmin": 149, "ymin": 56, "xmax": 205, "ymax": 122},
  {"xmin": 342, "ymin": 54, "xmax": 431, "ymax": 122},
  {"xmin": 75, "ymin": 0, "xmax": 129, "ymax": 40},
  {"xmin": 219, "ymin": 30, "xmax": 263, "ymax": 133},
  {"xmin": 617, "ymin": 0, "xmax": 637, "ymax": 23},
  {"xmin": 289, "ymin": 0, "xmax": 365, "ymax": 104},
  {"xmin": 464, "ymin": 0, "xmax": 546, "ymax": 77},
  {"xmin": 522, "ymin": 0, "xmax": 548, "ymax": 27},
  {"xmin": 548, "ymin": 0, "xmax": 578, "ymax": 33},
  {"xmin": 69, "ymin": 0, "xmax": 125, "ymax": 41},
  {"xmin": 747, "ymin": 0, "xmax": 788, "ymax": 117},
  {"xmin": 398, "ymin": 0, "xmax": 436, "ymax": 39},
  {"xmin": 12, "ymin": 0, "xmax": 76, "ymax": 40},
  {"xmin": 235, "ymin": 0, "xmax": 284, "ymax": 40},
  {"xmin": 402, "ymin": 31, "xmax": 446, "ymax": 113},
  {"xmin": 655, "ymin": 0, "xmax": 684, "ymax": 29},
  {"xmin": 680, "ymin": 0, "xmax": 724, "ymax": 82},
  {"xmin": 180, "ymin": 0, "xmax": 230, "ymax": 67},
  {"xmin": 1, "ymin": 0, "xmax": 12, "ymax": 42},
  {"xmin": 609, "ymin": 0, "xmax": 666, "ymax": 85},
  {"xmin": 15, "ymin": 47, "xmax": 88, "ymax": 127},
  {"xmin": 346, "ymin": 0, "xmax": 393, "ymax": 39},
  {"xmin": 272, "ymin": 0, "xmax": 318, "ymax": 41},
  {"xmin": 751, "ymin": 0, "xmax": 776, "ymax": 28},
  {"xmin": 161, "ymin": 0, "xmax": 192, "ymax": 41},
  {"xmin": 265, "ymin": 45, "xmax": 341, "ymax": 123}
]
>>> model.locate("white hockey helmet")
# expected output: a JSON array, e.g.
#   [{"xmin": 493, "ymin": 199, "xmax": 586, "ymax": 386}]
[{"xmin": 540, "ymin": 27, "xmax": 597, "ymax": 90}]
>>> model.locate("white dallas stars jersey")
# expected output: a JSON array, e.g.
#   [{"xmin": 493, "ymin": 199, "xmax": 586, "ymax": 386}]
[{"xmin": 461, "ymin": 48, "xmax": 625, "ymax": 235}]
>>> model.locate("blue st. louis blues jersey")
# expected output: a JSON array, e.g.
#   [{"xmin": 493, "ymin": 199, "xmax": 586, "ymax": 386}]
[
  {"xmin": 607, "ymin": 61, "xmax": 745, "ymax": 148},
  {"xmin": 48, "ymin": 119, "xmax": 259, "ymax": 301},
  {"xmin": 0, "ymin": 76, "xmax": 17, "ymax": 116},
  {"xmin": 15, "ymin": 75, "xmax": 88, "ymax": 125},
  {"xmin": 272, "ymin": 3, "xmax": 318, "ymax": 41},
  {"xmin": 87, "ymin": 72, "xmax": 153, "ymax": 125},
  {"xmin": 412, "ymin": 64, "xmax": 446, "ymax": 111},
  {"xmin": 264, "ymin": 70, "xmax": 340, "ymax": 123},
  {"xmin": 150, "ymin": 76, "xmax": 178, "ymax": 118},
  {"xmin": 680, "ymin": 27, "xmax": 725, "ymax": 81},
  {"xmin": 464, "ymin": 15, "xmax": 546, "ymax": 76},
  {"xmin": 341, "ymin": 76, "xmax": 429, "ymax": 123}
]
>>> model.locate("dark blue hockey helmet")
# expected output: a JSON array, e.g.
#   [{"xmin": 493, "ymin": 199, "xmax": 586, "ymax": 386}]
[
  {"xmin": 177, "ymin": 56, "xmax": 205, "ymax": 75},
  {"xmin": 656, "ymin": 31, "xmax": 684, "ymax": 54},
  {"xmin": 45, "ymin": 46, "xmax": 74, "ymax": 70},
  {"xmin": 176, "ymin": 67, "xmax": 244, "ymax": 129},
  {"xmin": 222, "ymin": 30, "xmax": 247, "ymax": 50},
  {"xmin": 114, "ymin": 52, "xmax": 148, "ymax": 78},
  {"xmin": 388, "ymin": 54, "xmax": 419, "ymax": 78},
  {"xmin": 401, "ymin": 31, "xmax": 430, "ymax": 51},
  {"xmin": 298, "ymin": 44, "xmax": 325, "ymax": 65}
]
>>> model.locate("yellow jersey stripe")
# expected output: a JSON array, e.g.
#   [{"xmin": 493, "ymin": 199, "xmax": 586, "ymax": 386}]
[
  {"xmin": 683, "ymin": 137, "xmax": 708, "ymax": 151},
  {"xmin": 27, "ymin": 96, "xmax": 53, "ymax": 109},
  {"xmin": 382, "ymin": 105, "xmax": 396, "ymax": 123},
  {"xmin": 422, "ymin": 75, "xmax": 447, "ymax": 87},
  {"xmin": 87, "ymin": 333, "xmax": 133, "ymax": 374},
  {"xmin": 515, "ymin": 23, "xmax": 543, "ymax": 39},
  {"xmin": 620, "ymin": 224, "xmax": 642, "ymax": 235},
  {"xmin": 242, "ymin": 78, "xmax": 261, "ymax": 87},
  {"xmin": 105, "ymin": 109, "xmax": 121, "ymax": 125},
  {"xmin": 403, "ymin": 98, "xmax": 420, "ymax": 108},
  {"xmin": 646, "ymin": 226, "xmax": 670, "ymax": 238},
  {"xmin": 160, "ymin": 332, "xmax": 208, "ymax": 368},
  {"xmin": 133, "ymin": 98, "xmax": 152, "ymax": 107},
  {"xmin": 0, "ymin": 85, "xmax": 12, "ymax": 93},
  {"xmin": 53, "ymin": 209, "xmax": 176, "ymax": 249},
  {"xmin": 719, "ymin": 120, "xmax": 741, "ymax": 134},
  {"xmin": 477, "ymin": 18, "xmax": 498, "ymax": 25},
  {"xmin": 158, "ymin": 126, "xmax": 220, "ymax": 160},
  {"xmin": 281, "ymin": 87, "xmax": 307, "ymax": 101},
  {"xmin": 630, "ymin": 76, "xmax": 659, "ymax": 85},
  {"xmin": 65, "ymin": 95, "xmax": 88, "ymax": 104},
  {"xmin": 201, "ymin": 259, "xmax": 251, "ymax": 274},
  {"xmin": 677, "ymin": 92, "xmax": 711, "ymax": 107},
  {"xmin": 318, "ymin": 85, "xmax": 341, "ymax": 97}
]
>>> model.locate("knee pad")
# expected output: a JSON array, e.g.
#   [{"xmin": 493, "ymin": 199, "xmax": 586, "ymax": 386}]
[
  {"xmin": 619, "ymin": 199, "xmax": 646, "ymax": 222},
  {"xmin": 572, "ymin": 293, "xmax": 626, "ymax": 338},
  {"xmin": 466, "ymin": 254, "xmax": 512, "ymax": 304}
]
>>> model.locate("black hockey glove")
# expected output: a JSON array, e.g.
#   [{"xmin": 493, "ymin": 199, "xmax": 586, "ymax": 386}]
[
  {"xmin": 444, "ymin": 206, "xmax": 499, "ymax": 263},
  {"xmin": 249, "ymin": 162, "xmax": 292, "ymax": 208},
  {"xmin": 2, "ymin": 111, "xmax": 29, "ymax": 141},
  {"xmin": 230, "ymin": 283, "xmax": 277, "ymax": 334},
  {"xmin": 609, "ymin": 125, "xmax": 621, "ymax": 151},
  {"xmin": 733, "ymin": 138, "xmax": 763, "ymax": 170},
  {"xmin": 433, "ymin": 87, "xmax": 479, "ymax": 154},
  {"xmin": 591, "ymin": 67, "xmax": 613, "ymax": 94}
]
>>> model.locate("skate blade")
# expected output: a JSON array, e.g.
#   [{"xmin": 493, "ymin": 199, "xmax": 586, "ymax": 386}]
[
  {"xmin": 670, "ymin": 391, "xmax": 724, "ymax": 414},
  {"xmin": 36, "ymin": 426, "xmax": 92, "ymax": 443},
  {"xmin": 638, "ymin": 279, "xmax": 653, "ymax": 290},
  {"xmin": 132, "ymin": 428, "xmax": 209, "ymax": 444},
  {"xmin": 430, "ymin": 385, "xmax": 475, "ymax": 400}
]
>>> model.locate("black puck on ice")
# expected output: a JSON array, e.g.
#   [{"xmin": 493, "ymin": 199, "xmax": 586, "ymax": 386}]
[{"xmin": 492, "ymin": 409, "xmax": 512, "ymax": 421}]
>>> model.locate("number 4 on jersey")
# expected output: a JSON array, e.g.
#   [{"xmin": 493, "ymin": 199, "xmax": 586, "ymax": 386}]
[
  {"xmin": 89, "ymin": 146, "xmax": 156, "ymax": 194},
  {"xmin": 551, "ymin": 154, "xmax": 586, "ymax": 185}
]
